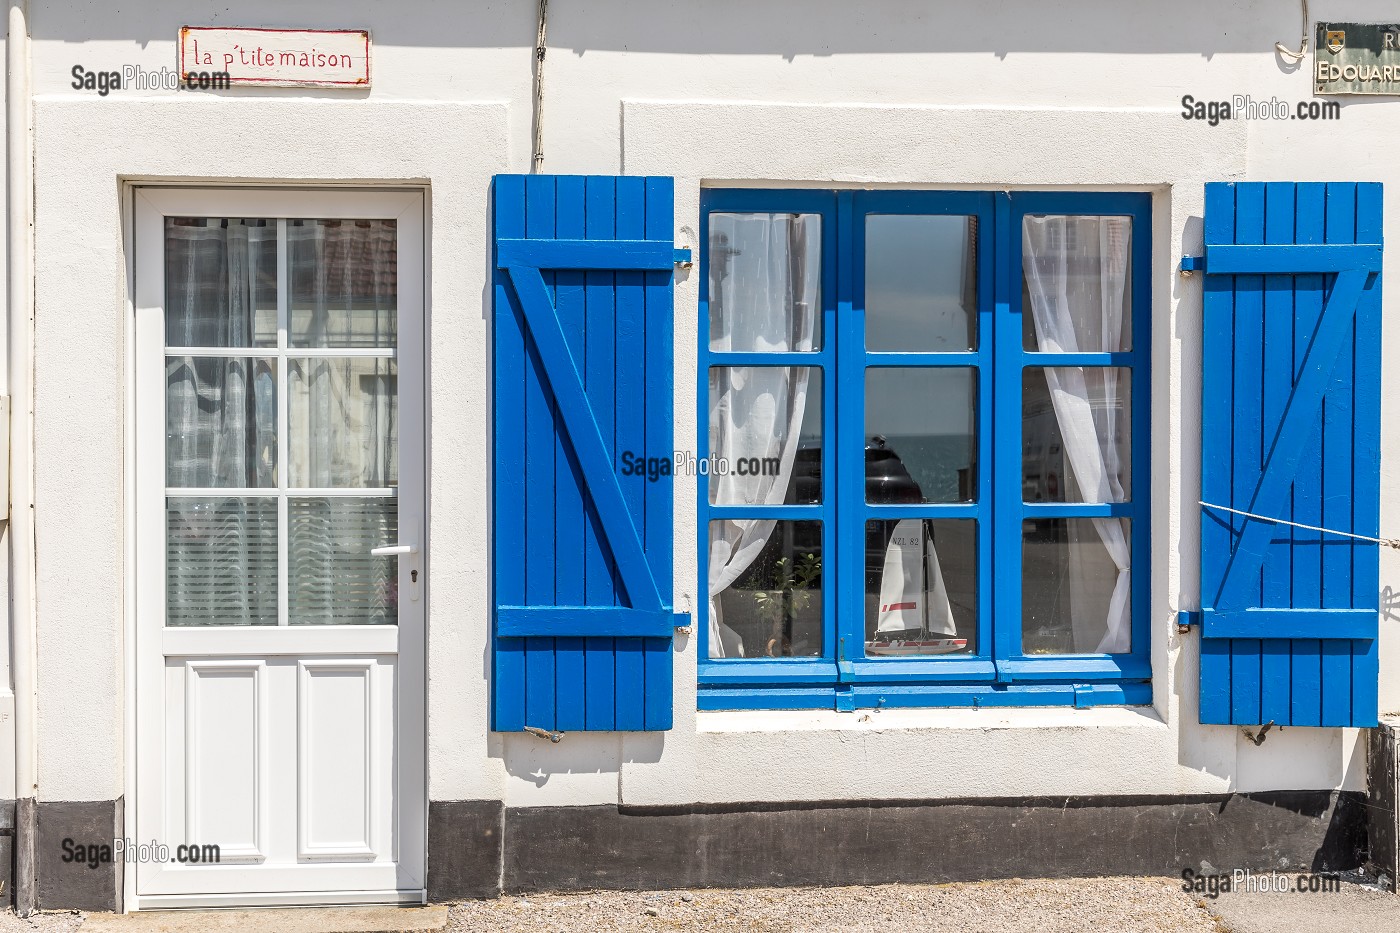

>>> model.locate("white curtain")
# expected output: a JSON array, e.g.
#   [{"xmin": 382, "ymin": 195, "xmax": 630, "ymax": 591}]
[
  {"xmin": 165, "ymin": 219, "xmax": 279, "ymax": 625},
  {"xmin": 1021, "ymin": 215, "xmax": 1132, "ymax": 654},
  {"xmin": 164, "ymin": 219, "xmax": 399, "ymax": 627},
  {"xmin": 707, "ymin": 213, "xmax": 819, "ymax": 658}
]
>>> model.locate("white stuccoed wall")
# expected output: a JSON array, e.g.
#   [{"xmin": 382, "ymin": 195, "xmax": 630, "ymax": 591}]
[{"xmin": 17, "ymin": 0, "xmax": 1397, "ymax": 809}]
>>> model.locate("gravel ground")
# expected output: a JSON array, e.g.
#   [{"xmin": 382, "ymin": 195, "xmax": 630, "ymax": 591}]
[
  {"xmin": 0, "ymin": 910, "xmax": 83, "ymax": 932},
  {"xmin": 446, "ymin": 878, "xmax": 1222, "ymax": 933},
  {"xmin": 1205, "ymin": 872, "xmax": 1398, "ymax": 933}
]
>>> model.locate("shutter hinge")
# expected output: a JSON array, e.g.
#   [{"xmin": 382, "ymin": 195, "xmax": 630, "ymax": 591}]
[
  {"xmin": 1180, "ymin": 255, "xmax": 1205, "ymax": 275},
  {"xmin": 673, "ymin": 247, "xmax": 692, "ymax": 268},
  {"xmin": 1177, "ymin": 610, "xmax": 1201, "ymax": 633}
]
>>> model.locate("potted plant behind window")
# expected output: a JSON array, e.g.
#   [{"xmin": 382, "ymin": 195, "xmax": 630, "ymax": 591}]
[{"xmin": 742, "ymin": 551, "xmax": 821, "ymax": 657}]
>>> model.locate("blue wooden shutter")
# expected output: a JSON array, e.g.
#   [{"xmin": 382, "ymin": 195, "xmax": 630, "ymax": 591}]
[
  {"xmin": 492, "ymin": 175, "xmax": 682, "ymax": 732},
  {"xmin": 1198, "ymin": 181, "xmax": 1382, "ymax": 727}
]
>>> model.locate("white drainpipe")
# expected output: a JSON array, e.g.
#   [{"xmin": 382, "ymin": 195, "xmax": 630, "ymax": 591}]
[{"xmin": 7, "ymin": 0, "xmax": 36, "ymax": 915}]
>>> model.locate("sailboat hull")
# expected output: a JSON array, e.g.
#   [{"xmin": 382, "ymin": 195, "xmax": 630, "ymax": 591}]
[{"xmin": 865, "ymin": 638, "xmax": 968, "ymax": 657}]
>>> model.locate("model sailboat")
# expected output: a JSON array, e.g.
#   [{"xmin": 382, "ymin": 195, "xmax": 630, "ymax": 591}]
[{"xmin": 866, "ymin": 518, "xmax": 968, "ymax": 656}]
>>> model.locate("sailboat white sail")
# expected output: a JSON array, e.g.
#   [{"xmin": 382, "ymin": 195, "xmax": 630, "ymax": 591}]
[{"xmin": 867, "ymin": 518, "xmax": 967, "ymax": 657}]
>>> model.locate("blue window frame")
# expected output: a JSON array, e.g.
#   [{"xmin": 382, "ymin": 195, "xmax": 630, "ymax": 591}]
[{"xmin": 698, "ymin": 189, "xmax": 1152, "ymax": 710}]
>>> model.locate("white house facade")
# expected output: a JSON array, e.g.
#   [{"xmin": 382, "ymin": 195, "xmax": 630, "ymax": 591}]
[{"xmin": 0, "ymin": 0, "xmax": 1397, "ymax": 912}]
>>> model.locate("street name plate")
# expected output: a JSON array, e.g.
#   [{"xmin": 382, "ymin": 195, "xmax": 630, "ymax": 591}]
[{"xmin": 1315, "ymin": 22, "xmax": 1400, "ymax": 95}]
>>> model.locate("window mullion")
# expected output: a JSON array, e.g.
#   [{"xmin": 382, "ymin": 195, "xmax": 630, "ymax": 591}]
[{"xmin": 276, "ymin": 219, "xmax": 290, "ymax": 627}]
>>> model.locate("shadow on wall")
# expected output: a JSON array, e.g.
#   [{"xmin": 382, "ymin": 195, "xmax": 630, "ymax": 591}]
[
  {"xmin": 496, "ymin": 730, "xmax": 663, "ymax": 788},
  {"xmin": 40, "ymin": 0, "xmax": 1297, "ymax": 56}
]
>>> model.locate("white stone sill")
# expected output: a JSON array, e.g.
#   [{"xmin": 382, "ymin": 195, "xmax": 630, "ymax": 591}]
[{"xmin": 695, "ymin": 705, "xmax": 1167, "ymax": 734}]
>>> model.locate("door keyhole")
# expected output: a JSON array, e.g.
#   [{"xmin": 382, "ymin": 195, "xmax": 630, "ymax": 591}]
[{"xmin": 411, "ymin": 570, "xmax": 419, "ymax": 582}]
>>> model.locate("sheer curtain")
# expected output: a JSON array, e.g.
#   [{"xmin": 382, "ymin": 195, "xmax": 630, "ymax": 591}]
[
  {"xmin": 163, "ymin": 218, "xmax": 400, "ymax": 627},
  {"xmin": 165, "ymin": 219, "xmax": 278, "ymax": 625},
  {"xmin": 707, "ymin": 213, "xmax": 819, "ymax": 658},
  {"xmin": 1021, "ymin": 216, "xmax": 1132, "ymax": 654},
  {"xmin": 286, "ymin": 220, "xmax": 399, "ymax": 625}
]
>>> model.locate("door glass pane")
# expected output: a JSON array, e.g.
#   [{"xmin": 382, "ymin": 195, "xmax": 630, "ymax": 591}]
[
  {"xmin": 166, "ymin": 356, "xmax": 277, "ymax": 488},
  {"xmin": 1022, "ymin": 368, "xmax": 1130, "ymax": 503},
  {"xmin": 708, "ymin": 367, "xmax": 821, "ymax": 505},
  {"xmin": 1022, "ymin": 215, "xmax": 1132, "ymax": 352},
  {"xmin": 708, "ymin": 212, "xmax": 821, "ymax": 352},
  {"xmin": 865, "ymin": 518, "xmax": 975, "ymax": 656},
  {"xmin": 166, "ymin": 497, "xmax": 277, "ymax": 626},
  {"xmin": 865, "ymin": 368, "xmax": 976, "ymax": 503},
  {"xmin": 288, "ymin": 358, "xmax": 399, "ymax": 488},
  {"xmin": 1022, "ymin": 518, "xmax": 1131, "ymax": 654},
  {"xmin": 289, "ymin": 497, "xmax": 398, "ymax": 625},
  {"xmin": 866, "ymin": 214, "xmax": 977, "ymax": 351},
  {"xmin": 708, "ymin": 520, "xmax": 822, "ymax": 658},
  {"xmin": 288, "ymin": 219, "xmax": 398, "ymax": 348},
  {"xmin": 165, "ymin": 218, "xmax": 277, "ymax": 348}
]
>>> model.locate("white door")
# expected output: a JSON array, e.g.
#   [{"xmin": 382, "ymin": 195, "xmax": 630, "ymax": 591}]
[{"xmin": 133, "ymin": 188, "xmax": 426, "ymax": 908}]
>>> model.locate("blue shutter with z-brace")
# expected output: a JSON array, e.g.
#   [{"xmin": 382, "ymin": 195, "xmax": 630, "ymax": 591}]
[
  {"xmin": 493, "ymin": 174, "xmax": 683, "ymax": 732},
  {"xmin": 1197, "ymin": 181, "xmax": 1381, "ymax": 727}
]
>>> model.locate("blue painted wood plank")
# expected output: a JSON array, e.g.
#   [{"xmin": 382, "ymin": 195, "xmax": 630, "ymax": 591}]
[
  {"xmin": 1320, "ymin": 637, "xmax": 1352, "ymax": 726},
  {"xmin": 1201, "ymin": 607, "xmax": 1377, "ymax": 640},
  {"xmin": 640, "ymin": 176, "xmax": 675, "ymax": 731},
  {"xmin": 523, "ymin": 174, "xmax": 559, "ymax": 730},
  {"xmin": 1198, "ymin": 182, "xmax": 1236, "ymax": 725},
  {"xmin": 1204, "ymin": 243, "xmax": 1382, "ymax": 273},
  {"xmin": 1290, "ymin": 181, "xmax": 1326, "ymax": 726},
  {"xmin": 552, "ymin": 176, "xmax": 589, "ymax": 732},
  {"xmin": 1227, "ymin": 184, "xmax": 1264, "ymax": 726},
  {"xmin": 584, "ymin": 175, "xmax": 622, "ymax": 731},
  {"xmin": 1257, "ymin": 183, "xmax": 1293, "ymax": 725},
  {"xmin": 492, "ymin": 175, "xmax": 529, "ymax": 732},
  {"xmin": 611, "ymin": 176, "xmax": 647, "ymax": 730},
  {"xmin": 496, "ymin": 238, "xmax": 676, "ymax": 270},
  {"xmin": 1351, "ymin": 183, "xmax": 1383, "ymax": 727},
  {"xmin": 498, "ymin": 606, "xmax": 680, "ymax": 638}
]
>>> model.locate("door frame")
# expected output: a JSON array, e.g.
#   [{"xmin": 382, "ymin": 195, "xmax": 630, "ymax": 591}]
[{"xmin": 125, "ymin": 185, "xmax": 428, "ymax": 911}]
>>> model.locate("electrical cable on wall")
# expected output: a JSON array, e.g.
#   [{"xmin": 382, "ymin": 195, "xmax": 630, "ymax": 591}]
[
  {"xmin": 1276, "ymin": 0, "xmax": 1309, "ymax": 61},
  {"xmin": 531, "ymin": 0, "xmax": 548, "ymax": 173}
]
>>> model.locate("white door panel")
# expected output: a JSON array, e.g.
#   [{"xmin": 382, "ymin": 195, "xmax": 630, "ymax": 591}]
[{"xmin": 134, "ymin": 189, "xmax": 425, "ymax": 908}]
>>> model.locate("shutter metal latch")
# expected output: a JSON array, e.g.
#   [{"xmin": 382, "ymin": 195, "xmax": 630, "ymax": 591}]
[
  {"xmin": 1241, "ymin": 721, "xmax": 1275, "ymax": 746},
  {"xmin": 673, "ymin": 247, "xmax": 692, "ymax": 268},
  {"xmin": 523, "ymin": 726, "xmax": 564, "ymax": 743}
]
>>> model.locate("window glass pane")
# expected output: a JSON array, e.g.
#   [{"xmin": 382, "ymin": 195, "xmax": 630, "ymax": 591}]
[
  {"xmin": 288, "ymin": 358, "xmax": 398, "ymax": 488},
  {"xmin": 865, "ymin": 518, "xmax": 975, "ymax": 657},
  {"xmin": 165, "ymin": 218, "xmax": 277, "ymax": 348},
  {"xmin": 166, "ymin": 497, "xmax": 277, "ymax": 626},
  {"xmin": 1022, "ymin": 518, "xmax": 1131, "ymax": 654},
  {"xmin": 709, "ymin": 367, "xmax": 820, "ymax": 505},
  {"xmin": 708, "ymin": 520, "xmax": 822, "ymax": 658},
  {"xmin": 289, "ymin": 497, "xmax": 398, "ymax": 625},
  {"xmin": 289, "ymin": 219, "xmax": 398, "ymax": 348},
  {"xmin": 1022, "ymin": 215, "xmax": 1132, "ymax": 352},
  {"xmin": 865, "ymin": 368, "xmax": 976, "ymax": 503},
  {"xmin": 166, "ymin": 356, "xmax": 277, "ymax": 488},
  {"xmin": 708, "ymin": 212, "xmax": 821, "ymax": 352},
  {"xmin": 1022, "ymin": 368, "xmax": 1130, "ymax": 503},
  {"xmin": 866, "ymin": 214, "xmax": 977, "ymax": 351}
]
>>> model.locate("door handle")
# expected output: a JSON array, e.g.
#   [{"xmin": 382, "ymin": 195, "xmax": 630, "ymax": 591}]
[{"xmin": 370, "ymin": 543, "xmax": 419, "ymax": 556}]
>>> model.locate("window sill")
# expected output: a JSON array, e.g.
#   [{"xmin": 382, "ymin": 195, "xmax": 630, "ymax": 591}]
[{"xmin": 695, "ymin": 703, "xmax": 1165, "ymax": 734}]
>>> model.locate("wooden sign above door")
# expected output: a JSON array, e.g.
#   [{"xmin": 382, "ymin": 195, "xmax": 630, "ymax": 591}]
[{"xmin": 179, "ymin": 27, "xmax": 371, "ymax": 88}]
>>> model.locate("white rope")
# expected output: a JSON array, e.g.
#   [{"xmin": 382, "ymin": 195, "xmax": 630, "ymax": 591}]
[{"xmin": 1199, "ymin": 500, "xmax": 1400, "ymax": 549}]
